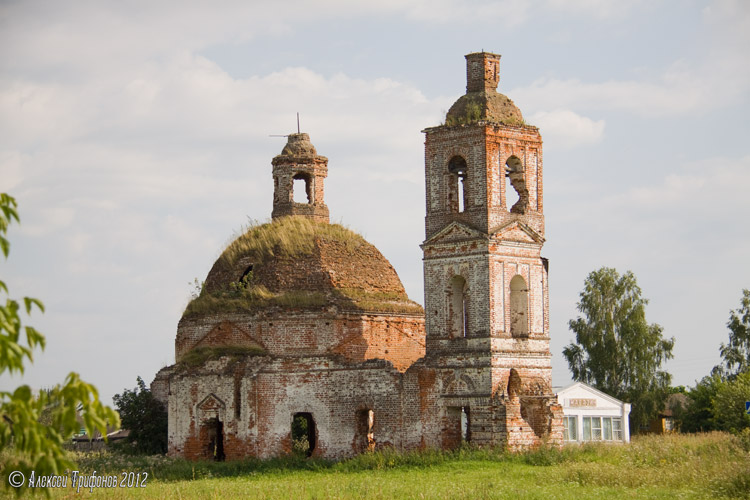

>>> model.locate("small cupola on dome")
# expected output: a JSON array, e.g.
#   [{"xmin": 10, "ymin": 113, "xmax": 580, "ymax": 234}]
[
  {"xmin": 445, "ymin": 52, "xmax": 525, "ymax": 127},
  {"xmin": 271, "ymin": 132, "xmax": 330, "ymax": 223},
  {"xmin": 279, "ymin": 132, "xmax": 317, "ymax": 157}
]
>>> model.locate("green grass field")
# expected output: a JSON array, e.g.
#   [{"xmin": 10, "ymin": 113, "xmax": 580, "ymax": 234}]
[{"xmin": 5, "ymin": 432, "xmax": 749, "ymax": 499}]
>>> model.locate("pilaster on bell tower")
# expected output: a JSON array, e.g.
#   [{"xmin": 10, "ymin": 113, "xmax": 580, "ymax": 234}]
[
  {"xmin": 271, "ymin": 133, "xmax": 330, "ymax": 223},
  {"xmin": 421, "ymin": 51, "xmax": 562, "ymax": 450}
]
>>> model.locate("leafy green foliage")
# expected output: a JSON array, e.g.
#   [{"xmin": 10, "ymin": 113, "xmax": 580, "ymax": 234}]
[
  {"xmin": 444, "ymin": 101, "xmax": 483, "ymax": 126},
  {"xmin": 0, "ymin": 193, "xmax": 19, "ymax": 259},
  {"xmin": 291, "ymin": 414, "xmax": 311, "ymax": 457},
  {"xmin": 680, "ymin": 372, "xmax": 750, "ymax": 435},
  {"xmin": 715, "ymin": 289, "xmax": 750, "ymax": 378},
  {"xmin": 678, "ymin": 374, "xmax": 722, "ymax": 433},
  {"xmin": 680, "ymin": 290, "xmax": 750, "ymax": 434},
  {"xmin": 711, "ymin": 371, "xmax": 750, "ymax": 433},
  {"xmin": 112, "ymin": 377, "xmax": 168, "ymax": 455},
  {"xmin": 188, "ymin": 277, "xmax": 205, "ymax": 299},
  {"xmin": 0, "ymin": 194, "xmax": 45, "ymax": 375},
  {"xmin": 0, "ymin": 193, "xmax": 119, "ymax": 496},
  {"xmin": 563, "ymin": 267, "xmax": 675, "ymax": 432}
]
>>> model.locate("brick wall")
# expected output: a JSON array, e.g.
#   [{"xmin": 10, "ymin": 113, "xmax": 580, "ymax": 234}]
[{"xmin": 175, "ymin": 310, "xmax": 424, "ymax": 370}]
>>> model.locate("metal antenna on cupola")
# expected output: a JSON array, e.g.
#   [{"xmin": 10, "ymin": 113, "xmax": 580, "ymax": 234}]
[{"xmin": 269, "ymin": 113, "xmax": 302, "ymax": 137}]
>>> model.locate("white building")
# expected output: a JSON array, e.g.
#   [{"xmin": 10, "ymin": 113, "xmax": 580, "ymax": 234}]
[{"xmin": 556, "ymin": 382, "xmax": 631, "ymax": 444}]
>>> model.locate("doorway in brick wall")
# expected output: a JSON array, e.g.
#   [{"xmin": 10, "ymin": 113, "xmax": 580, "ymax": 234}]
[
  {"xmin": 203, "ymin": 417, "xmax": 225, "ymax": 461},
  {"xmin": 292, "ymin": 412, "xmax": 316, "ymax": 457},
  {"xmin": 355, "ymin": 409, "xmax": 375, "ymax": 452}
]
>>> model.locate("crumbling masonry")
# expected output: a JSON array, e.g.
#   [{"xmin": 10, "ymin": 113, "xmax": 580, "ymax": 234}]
[{"xmin": 152, "ymin": 52, "xmax": 563, "ymax": 460}]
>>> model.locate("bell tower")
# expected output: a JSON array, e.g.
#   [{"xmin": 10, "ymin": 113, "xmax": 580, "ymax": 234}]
[
  {"xmin": 271, "ymin": 133, "xmax": 329, "ymax": 223},
  {"xmin": 421, "ymin": 52, "xmax": 562, "ymax": 449}
]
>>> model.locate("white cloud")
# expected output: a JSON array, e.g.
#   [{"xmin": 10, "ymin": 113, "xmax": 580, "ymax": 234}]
[
  {"xmin": 0, "ymin": 151, "xmax": 26, "ymax": 191},
  {"xmin": 528, "ymin": 109, "xmax": 605, "ymax": 148},
  {"xmin": 513, "ymin": 56, "xmax": 747, "ymax": 117},
  {"xmin": 544, "ymin": 0, "xmax": 651, "ymax": 19},
  {"xmin": 512, "ymin": 70, "xmax": 706, "ymax": 117},
  {"xmin": 610, "ymin": 155, "xmax": 750, "ymax": 213},
  {"xmin": 512, "ymin": 0, "xmax": 750, "ymax": 118},
  {"xmin": 0, "ymin": 0, "xmax": 532, "ymax": 82},
  {"xmin": 20, "ymin": 206, "xmax": 75, "ymax": 237},
  {"xmin": 397, "ymin": 0, "xmax": 530, "ymax": 25}
]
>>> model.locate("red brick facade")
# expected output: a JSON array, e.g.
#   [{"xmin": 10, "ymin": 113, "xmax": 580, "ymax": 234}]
[{"xmin": 152, "ymin": 52, "xmax": 561, "ymax": 461}]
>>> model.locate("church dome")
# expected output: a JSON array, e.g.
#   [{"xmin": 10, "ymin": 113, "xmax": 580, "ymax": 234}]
[
  {"xmin": 277, "ymin": 132, "xmax": 319, "ymax": 158},
  {"xmin": 445, "ymin": 91, "xmax": 524, "ymax": 126},
  {"xmin": 184, "ymin": 216, "xmax": 422, "ymax": 317},
  {"xmin": 444, "ymin": 51, "xmax": 525, "ymax": 127}
]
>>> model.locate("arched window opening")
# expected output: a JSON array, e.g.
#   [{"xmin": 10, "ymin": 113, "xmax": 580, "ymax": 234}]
[
  {"xmin": 291, "ymin": 412, "xmax": 316, "ymax": 457},
  {"xmin": 239, "ymin": 264, "xmax": 254, "ymax": 287},
  {"xmin": 460, "ymin": 406, "xmax": 471, "ymax": 442},
  {"xmin": 507, "ymin": 368, "xmax": 522, "ymax": 400},
  {"xmin": 203, "ymin": 417, "xmax": 225, "ymax": 461},
  {"xmin": 509, "ymin": 275, "xmax": 529, "ymax": 338},
  {"xmin": 504, "ymin": 156, "xmax": 527, "ymax": 214},
  {"xmin": 505, "ymin": 166, "xmax": 520, "ymax": 210},
  {"xmin": 292, "ymin": 173, "xmax": 312, "ymax": 204},
  {"xmin": 445, "ymin": 406, "xmax": 470, "ymax": 449},
  {"xmin": 356, "ymin": 409, "xmax": 375, "ymax": 452},
  {"xmin": 448, "ymin": 156, "xmax": 468, "ymax": 213},
  {"xmin": 450, "ymin": 275, "xmax": 469, "ymax": 338}
]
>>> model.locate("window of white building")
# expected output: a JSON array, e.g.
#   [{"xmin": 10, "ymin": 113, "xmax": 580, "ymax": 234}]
[
  {"xmin": 563, "ymin": 416, "xmax": 577, "ymax": 442},
  {"xmin": 582, "ymin": 417, "xmax": 623, "ymax": 442}
]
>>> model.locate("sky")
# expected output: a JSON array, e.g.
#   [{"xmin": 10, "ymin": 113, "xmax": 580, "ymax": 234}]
[{"xmin": 1, "ymin": 0, "xmax": 749, "ymax": 406}]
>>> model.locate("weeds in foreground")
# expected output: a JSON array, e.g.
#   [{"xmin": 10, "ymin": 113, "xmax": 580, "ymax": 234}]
[{"xmin": 32, "ymin": 432, "xmax": 749, "ymax": 499}]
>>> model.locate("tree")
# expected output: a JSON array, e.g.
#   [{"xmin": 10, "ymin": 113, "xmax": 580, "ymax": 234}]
[
  {"xmin": 113, "ymin": 376, "xmax": 168, "ymax": 454},
  {"xmin": 714, "ymin": 289, "xmax": 750, "ymax": 379},
  {"xmin": 563, "ymin": 267, "xmax": 675, "ymax": 432},
  {"xmin": 0, "ymin": 193, "xmax": 119, "ymax": 495},
  {"xmin": 711, "ymin": 371, "xmax": 750, "ymax": 433},
  {"xmin": 678, "ymin": 374, "xmax": 722, "ymax": 433}
]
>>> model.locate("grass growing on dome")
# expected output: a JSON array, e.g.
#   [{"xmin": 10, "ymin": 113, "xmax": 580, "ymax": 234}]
[
  {"xmin": 183, "ymin": 285, "xmax": 328, "ymax": 316},
  {"xmin": 220, "ymin": 217, "xmax": 363, "ymax": 268},
  {"xmin": 335, "ymin": 288, "xmax": 424, "ymax": 315},
  {"xmin": 177, "ymin": 346, "xmax": 266, "ymax": 369},
  {"xmin": 183, "ymin": 286, "xmax": 422, "ymax": 317},
  {"xmin": 272, "ymin": 290, "xmax": 328, "ymax": 308}
]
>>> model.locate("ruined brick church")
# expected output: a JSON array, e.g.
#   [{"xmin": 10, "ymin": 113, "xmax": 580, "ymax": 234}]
[{"xmin": 152, "ymin": 52, "xmax": 563, "ymax": 460}]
